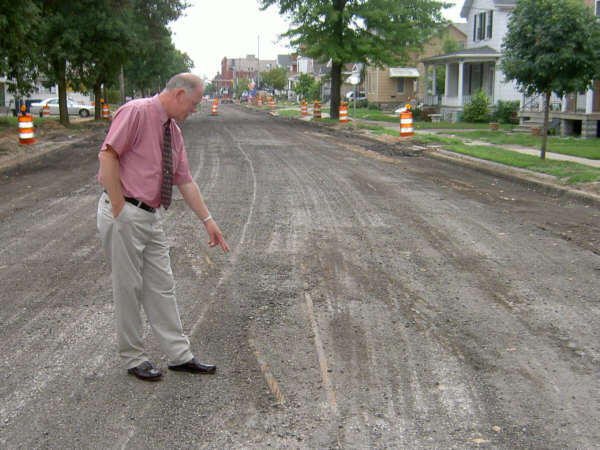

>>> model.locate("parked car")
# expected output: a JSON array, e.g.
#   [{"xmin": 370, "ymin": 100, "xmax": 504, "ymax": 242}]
[
  {"xmin": 30, "ymin": 97, "xmax": 95, "ymax": 118},
  {"xmin": 345, "ymin": 91, "xmax": 367, "ymax": 102}
]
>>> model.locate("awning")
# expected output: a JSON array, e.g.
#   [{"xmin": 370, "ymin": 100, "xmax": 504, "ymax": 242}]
[{"xmin": 389, "ymin": 67, "xmax": 420, "ymax": 78}]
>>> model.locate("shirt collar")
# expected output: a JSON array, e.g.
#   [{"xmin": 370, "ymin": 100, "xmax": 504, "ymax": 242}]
[{"xmin": 152, "ymin": 94, "xmax": 169, "ymax": 126}]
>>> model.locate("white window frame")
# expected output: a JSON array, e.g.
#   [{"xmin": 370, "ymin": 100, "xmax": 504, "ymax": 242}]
[{"xmin": 396, "ymin": 78, "xmax": 404, "ymax": 94}]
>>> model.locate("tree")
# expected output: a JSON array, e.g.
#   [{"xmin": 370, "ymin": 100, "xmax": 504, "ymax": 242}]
[
  {"xmin": 234, "ymin": 77, "xmax": 249, "ymax": 99},
  {"xmin": 68, "ymin": 0, "xmax": 136, "ymax": 120},
  {"xmin": 124, "ymin": 0, "xmax": 190, "ymax": 96},
  {"xmin": 261, "ymin": 67, "xmax": 288, "ymax": 92},
  {"xmin": 501, "ymin": 0, "xmax": 600, "ymax": 159},
  {"xmin": 294, "ymin": 73, "xmax": 317, "ymax": 100},
  {"xmin": 260, "ymin": 0, "xmax": 447, "ymax": 119},
  {"xmin": 36, "ymin": 0, "xmax": 87, "ymax": 125}
]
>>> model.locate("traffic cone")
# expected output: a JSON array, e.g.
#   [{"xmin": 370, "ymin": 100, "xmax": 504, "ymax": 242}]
[
  {"xmin": 313, "ymin": 100, "xmax": 321, "ymax": 119},
  {"xmin": 101, "ymin": 101, "xmax": 111, "ymax": 120},
  {"xmin": 258, "ymin": 97, "xmax": 263, "ymax": 106},
  {"xmin": 18, "ymin": 105, "xmax": 35, "ymax": 145},
  {"xmin": 269, "ymin": 97, "xmax": 275, "ymax": 110},
  {"xmin": 399, "ymin": 104, "xmax": 414, "ymax": 138},
  {"xmin": 339, "ymin": 102, "xmax": 349, "ymax": 123},
  {"xmin": 42, "ymin": 105, "xmax": 50, "ymax": 117},
  {"xmin": 211, "ymin": 100, "xmax": 219, "ymax": 115},
  {"xmin": 301, "ymin": 100, "xmax": 308, "ymax": 116}
]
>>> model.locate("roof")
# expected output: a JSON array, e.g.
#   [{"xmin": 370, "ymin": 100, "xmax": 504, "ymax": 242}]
[
  {"xmin": 451, "ymin": 22, "xmax": 470, "ymax": 36},
  {"xmin": 421, "ymin": 46, "xmax": 501, "ymax": 63},
  {"xmin": 460, "ymin": 0, "xmax": 517, "ymax": 18},
  {"xmin": 277, "ymin": 54, "xmax": 293, "ymax": 67}
]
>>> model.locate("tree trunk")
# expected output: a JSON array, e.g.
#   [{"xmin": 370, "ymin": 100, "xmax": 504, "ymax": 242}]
[
  {"xmin": 330, "ymin": 61, "xmax": 342, "ymax": 120},
  {"xmin": 540, "ymin": 90, "xmax": 551, "ymax": 159},
  {"xmin": 94, "ymin": 82, "xmax": 102, "ymax": 121},
  {"xmin": 56, "ymin": 59, "xmax": 69, "ymax": 126}
]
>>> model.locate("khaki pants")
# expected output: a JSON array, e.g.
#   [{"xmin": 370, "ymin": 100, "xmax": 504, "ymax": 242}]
[{"xmin": 97, "ymin": 192, "xmax": 193, "ymax": 369}]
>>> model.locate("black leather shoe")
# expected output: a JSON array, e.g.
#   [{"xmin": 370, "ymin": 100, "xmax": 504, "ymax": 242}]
[
  {"xmin": 168, "ymin": 357, "xmax": 216, "ymax": 374},
  {"xmin": 127, "ymin": 361, "xmax": 162, "ymax": 381}
]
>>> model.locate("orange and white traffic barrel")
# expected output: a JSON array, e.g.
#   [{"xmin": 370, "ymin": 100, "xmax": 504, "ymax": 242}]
[
  {"xmin": 42, "ymin": 105, "xmax": 50, "ymax": 117},
  {"xmin": 211, "ymin": 100, "xmax": 218, "ymax": 115},
  {"xmin": 301, "ymin": 100, "xmax": 308, "ymax": 116},
  {"xmin": 18, "ymin": 106, "xmax": 35, "ymax": 145},
  {"xmin": 313, "ymin": 100, "xmax": 321, "ymax": 119},
  {"xmin": 339, "ymin": 102, "xmax": 349, "ymax": 123},
  {"xmin": 400, "ymin": 104, "xmax": 414, "ymax": 137},
  {"xmin": 269, "ymin": 97, "xmax": 275, "ymax": 110},
  {"xmin": 258, "ymin": 97, "xmax": 263, "ymax": 106},
  {"xmin": 102, "ymin": 102, "xmax": 111, "ymax": 120}
]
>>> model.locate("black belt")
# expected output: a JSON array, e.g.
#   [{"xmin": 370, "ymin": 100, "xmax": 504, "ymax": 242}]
[
  {"xmin": 104, "ymin": 190, "xmax": 156, "ymax": 213},
  {"xmin": 124, "ymin": 197, "xmax": 156, "ymax": 213}
]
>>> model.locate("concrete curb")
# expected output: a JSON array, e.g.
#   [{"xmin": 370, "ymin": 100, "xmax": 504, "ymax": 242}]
[{"xmin": 427, "ymin": 148, "xmax": 600, "ymax": 207}]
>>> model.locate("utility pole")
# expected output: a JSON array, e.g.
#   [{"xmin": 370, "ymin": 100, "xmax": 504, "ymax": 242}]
[{"xmin": 257, "ymin": 35, "xmax": 260, "ymax": 89}]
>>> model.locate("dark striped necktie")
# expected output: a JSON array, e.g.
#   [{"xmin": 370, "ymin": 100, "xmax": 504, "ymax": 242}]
[{"xmin": 161, "ymin": 119, "xmax": 173, "ymax": 210}]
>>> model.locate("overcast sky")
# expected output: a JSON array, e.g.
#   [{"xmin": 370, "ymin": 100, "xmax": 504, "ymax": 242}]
[{"xmin": 169, "ymin": 0, "xmax": 465, "ymax": 80}]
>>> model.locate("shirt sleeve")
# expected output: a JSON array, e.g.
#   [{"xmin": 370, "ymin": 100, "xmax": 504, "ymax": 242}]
[
  {"xmin": 171, "ymin": 126, "xmax": 193, "ymax": 186},
  {"xmin": 101, "ymin": 103, "xmax": 141, "ymax": 156}
]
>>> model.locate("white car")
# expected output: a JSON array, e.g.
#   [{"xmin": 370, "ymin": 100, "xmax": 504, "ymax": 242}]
[
  {"xmin": 30, "ymin": 97, "xmax": 95, "ymax": 118},
  {"xmin": 345, "ymin": 91, "xmax": 367, "ymax": 102}
]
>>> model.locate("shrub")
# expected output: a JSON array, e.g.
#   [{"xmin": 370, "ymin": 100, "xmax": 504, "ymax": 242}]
[
  {"xmin": 461, "ymin": 90, "xmax": 491, "ymax": 123},
  {"xmin": 367, "ymin": 102, "xmax": 379, "ymax": 110},
  {"xmin": 493, "ymin": 100, "xmax": 520, "ymax": 123}
]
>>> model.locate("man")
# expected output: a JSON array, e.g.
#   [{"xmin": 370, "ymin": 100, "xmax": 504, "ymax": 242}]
[{"xmin": 97, "ymin": 73, "xmax": 230, "ymax": 382}]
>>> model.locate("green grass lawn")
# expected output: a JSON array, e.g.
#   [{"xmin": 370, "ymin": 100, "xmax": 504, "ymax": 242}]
[
  {"xmin": 415, "ymin": 134, "xmax": 600, "ymax": 184},
  {"xmin": 414, "ymin": 121, "xmax": 516, "ymax": 130},
  {"xmin": 445, "ymin": 130, "xmax": 600, "ymax": 160}
]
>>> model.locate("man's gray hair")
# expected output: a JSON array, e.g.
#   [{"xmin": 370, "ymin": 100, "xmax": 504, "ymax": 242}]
[{"xmin": 165, "ymin": 73, "xmax": 203, "ymax": 94}]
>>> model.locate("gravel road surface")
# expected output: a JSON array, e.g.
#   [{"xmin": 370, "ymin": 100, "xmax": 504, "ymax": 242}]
[{"xmin": 1, "ymin": 105, "xmax": 599, "ymax": 449}]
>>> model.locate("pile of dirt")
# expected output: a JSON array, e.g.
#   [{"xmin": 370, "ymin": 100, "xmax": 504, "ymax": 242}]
[{"xmin": 0, "ymin": 119, "xmax": 107, "ymax": 172}]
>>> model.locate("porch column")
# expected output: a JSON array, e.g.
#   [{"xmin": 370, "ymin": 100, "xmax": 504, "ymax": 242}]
[
  {"xmin": 586, "ymin": 88, "xmax": 594, "ymax": 114},
  {"xmin": 458, "ymin": 60, "xmax": 464, "ymax": 106},
  {"xmin": 424, "ymin": 64, "xmax": 430, "ymax": 99},
  {"xmin": 432, "ymin": 66, "xmax": 437, "ymax": 100},
  {"xmin": 444, "ymin": 63, "xmax": 450, "ymax": 104},
  {"xmin": 562, "ymin": 95, "xmax": 568, "ymax": 112}
]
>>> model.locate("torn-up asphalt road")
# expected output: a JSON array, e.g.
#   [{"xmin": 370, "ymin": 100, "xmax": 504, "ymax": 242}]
[{"xmin": 0, "ymin": 104, "xmax": 599, "ymax": 449}]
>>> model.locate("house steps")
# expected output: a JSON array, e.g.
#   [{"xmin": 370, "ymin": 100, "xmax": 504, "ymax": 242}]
[{"xmin": 512, "ymin": 121, "xmax": 542, "ymax": 133}]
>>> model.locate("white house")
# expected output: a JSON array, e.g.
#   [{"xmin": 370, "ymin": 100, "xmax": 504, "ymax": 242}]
[
  {"xmin": 422, "ymin": 0, "xmax": 522, "ymax": 122},
  {"xmin": 422, "ymin": 0, "xmax": 600, "ymax": 138}
]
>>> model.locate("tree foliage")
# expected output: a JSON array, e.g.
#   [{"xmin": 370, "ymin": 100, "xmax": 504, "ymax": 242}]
[
  {"xmin": 501, "ymin": 0, "xmax": 600, "ymax": 157},
  {"xmin": 261, "ymin": 67, "xmax": 288, "ymax": 91},
  {"xmin": 294, "ymin": 73, "xmax": 319, "ymax": 100},
  {"xmin": 234, "ymin": 77, "xmax": 249, "ymax": 98},
  {"xmin": 260, "ymin": 0, "xmax": 448, "ymax": 118},
  {"xmin": 0, "ymin": 0, "xmax": 191, "ymax": 123},
  {"xmin": 0, "ymin": 0, "xmax": 40, "ymax": 96}
]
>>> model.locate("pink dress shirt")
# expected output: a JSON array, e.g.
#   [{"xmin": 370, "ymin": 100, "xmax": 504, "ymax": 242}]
[{"xmin": 98, "ymin": 95, "xmax": 193, "ymax": 208}]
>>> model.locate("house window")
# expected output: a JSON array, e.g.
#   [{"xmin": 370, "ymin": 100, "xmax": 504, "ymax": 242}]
[
  {"xmin": 474, "ymin": 10, "xmax": 493, "ymax": 41},
  {"xmin": 478, "ymin": 12, "xmax": 486, "ymax": 40},
  {"xmin": 396, "ymin": 78, "xmax": 404, "ymax": 94}
]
